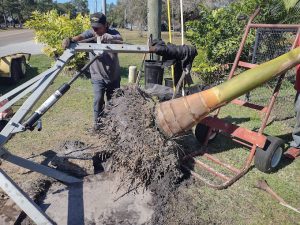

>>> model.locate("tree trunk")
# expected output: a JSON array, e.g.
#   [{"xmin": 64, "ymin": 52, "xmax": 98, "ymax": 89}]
[
  {"xmin": 138, "ymin": 22, "xmax": 143, "ymax": 37},
  {"xmin": 156, "ymin": 47, "xmax": 300, "ymax": 137},
  {"xmin": 3, "ymin": 14, "xmax": 7, "ymax": 28}
]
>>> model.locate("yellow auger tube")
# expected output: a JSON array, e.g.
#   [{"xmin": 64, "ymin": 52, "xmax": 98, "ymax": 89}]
[{"xmin": 156, "ymin": 47, "xmax": 300, "ymax": 137}]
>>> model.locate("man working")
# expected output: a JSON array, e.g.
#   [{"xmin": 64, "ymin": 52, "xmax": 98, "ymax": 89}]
[
  {"xmin": 285, "ymin": 37, "xmax": 300, "ymax": 159},
  {"xmin": 62, "ymin": 12, "xmax": 123, "ymax": 130}
]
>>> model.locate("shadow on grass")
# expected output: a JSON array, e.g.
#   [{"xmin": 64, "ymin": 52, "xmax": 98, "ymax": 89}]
[
  {"xmin": 221, "ymin": 115, "xmax": 251, "ymax": 125},
  {"xmin": 0, "ymin": 64, "xmax": 39, "ymax": 95},
  {"xmin": 277, "ymin": 132, "xmax": 293, "ymax": 144},
  {"xmin": 120, "ymin": 66, "xmax": 128, "ymax": 80},
  {"xmin": 179, "ymin": 135, "xmax": 256, "ymax": 187},
  {"xmin": 207, "ymin": 134, "xmax": 241, "ymax": 154},
  {"xmin": 276, "ymin": 155, "xmax": 294, "ymax": 171},
  {"xmin": 275, "ymin": 132, "xmax": 295, "ymax": 171}
]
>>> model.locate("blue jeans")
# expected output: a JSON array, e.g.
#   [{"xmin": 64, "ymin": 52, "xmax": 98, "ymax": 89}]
[
  {"xmin": 91, "ymin": 79, "xmax": 120, "ymax": 123},
  {"xmin": 291, "ymin": 92, "xmax": 300, "ymax": 148}
]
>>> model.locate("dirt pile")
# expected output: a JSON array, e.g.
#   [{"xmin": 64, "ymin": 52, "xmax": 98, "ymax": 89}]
[
  {"xmin": 92, "ymin": 86, "xmax": 200, "ymax": 224},
  {"xmin": 28, "ymin": 86, "xmax": 208, "ymax": 225},
  {"xmin": 0, "ymin": 86, "xmax": 211, "ymax": 225},
  {"xmin": 97, "ymin": 86, "xmax": 183, "ymax": 190}
]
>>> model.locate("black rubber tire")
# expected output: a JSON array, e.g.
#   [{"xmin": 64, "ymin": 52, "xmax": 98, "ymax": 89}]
[
  {"xmin": 254, "ymin": 136, "xmax": 284, "ymax": 173},
  {"xmin": 0, "ymin": 120, "xmax": 8, "ymax": 132},
  {"xmin": 19, "ymin": 56, "xmax": 26, "ymax": 78},
  {"xmin": 8, "ymin": 58, "xmax": 21, "ymax": 84},
  {"xmin": 193, "ymin": 123, "xmax": 217, "ymax": 144}
]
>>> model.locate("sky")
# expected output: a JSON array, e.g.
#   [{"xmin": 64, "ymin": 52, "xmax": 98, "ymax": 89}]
[{"xmin": 57, "ymin": 0, "xmax": 117, "ymax": 14}]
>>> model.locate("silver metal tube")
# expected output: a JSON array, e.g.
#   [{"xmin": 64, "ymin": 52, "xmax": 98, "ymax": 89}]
[
  {"xmin": 0, "ymin": 50, "xmax": 75, "ymax": 148},
  {"xmin": 0, "ymin": 69, "xmax": 58, "ymax": 113},
  {"xmin": 73, "ymin": 43, "xmax": 150, "ymax": 53},
  {"xmin": 102, "ymin": 0, "xmax": 106, "ymax": 15},
  {"xmin": 0, "ymin": 168, "xmax": 54, "ymax": 225},
  {"xmin": 147, "ymin": 0, "xmax": 162, "ymax": 60},
  {"xmin": 0, "ymin": 67, "xmax": 57, "ymax": 104}
]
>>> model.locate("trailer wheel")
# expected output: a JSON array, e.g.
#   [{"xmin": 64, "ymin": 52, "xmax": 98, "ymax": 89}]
[
  {"xmin": 9, "ymin": 59, "xmax": 21, "ymax": 84},
  {"xmin": 19, "ymin": 56, "xmax": 27, "ymax": 78},
  {"xmin": 193, "ymin": 123, "xmax": 217, "ymax": 144},
  {"xmin": 0, "ymin": 120, "xmax": 8, "ymax": 132},
  {"xmin": 254, "ymin": 136, "xmax": 284, "ymax": 173}
]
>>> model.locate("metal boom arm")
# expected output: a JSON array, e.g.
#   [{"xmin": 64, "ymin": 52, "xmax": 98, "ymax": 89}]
[{"xmin": 0, "ymin": 42, "xmax": 150, "ymax": 225}]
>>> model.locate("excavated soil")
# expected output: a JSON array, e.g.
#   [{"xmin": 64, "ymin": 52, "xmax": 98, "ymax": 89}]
[
  {"xmin": 36, "ymin": 86, "xmax": 204, "ymax": 225},
  {"xmin": 96, "ymin": 86, "xmax": 183, "ymax": 190},
  {"xmin": 93, "ymin": 86, "xmax": 203, "ymax": 225}
]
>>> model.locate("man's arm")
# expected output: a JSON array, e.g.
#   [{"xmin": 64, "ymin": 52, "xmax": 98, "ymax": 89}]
[
  {"xmin": 110, "ymin": 33, "xmax": 123, "ymax": 41},
  {"xmin": 62, "ymin": 35, "xmax": 84, "ymax": 49},
  {"xmin": 62, "ymin": 31, "xmax": 92, "ymax": 49},
  {"xmin": 71, "ymin": 34, "xmax": 85, "ymax": 42},
  {"xmin": 105, "ymin": 29, "xmax": 123, "ymax": 41}
]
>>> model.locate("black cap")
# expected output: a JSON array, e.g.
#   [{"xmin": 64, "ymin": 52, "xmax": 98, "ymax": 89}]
[{"xmin": 90, "ymin": 12, "xmax": 106, "ymax": 27}]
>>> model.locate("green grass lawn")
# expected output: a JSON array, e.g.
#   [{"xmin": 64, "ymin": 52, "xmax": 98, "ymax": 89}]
[{"xmin": 0, "ymin": 30, "xmax": 299, "ymax": 225}]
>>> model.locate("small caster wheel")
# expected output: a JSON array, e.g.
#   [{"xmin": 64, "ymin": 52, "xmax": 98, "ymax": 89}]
[{"xmin": 254, "ymin": 136, "xmax": 284, "ymax": 173}]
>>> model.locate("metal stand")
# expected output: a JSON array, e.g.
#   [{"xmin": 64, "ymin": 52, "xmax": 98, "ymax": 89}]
[
  {"xmin": 186, "ymin": 9, "xmax": 300, "ymax": 189},
  {"xmin": 0, "ymin": 42, "xmax": 150, "ymax": 224}
]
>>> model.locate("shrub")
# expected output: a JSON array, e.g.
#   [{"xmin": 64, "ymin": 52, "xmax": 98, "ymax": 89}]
[
  {"xmin": 186, "ymin": 0, "xmax": 300, "ymax": 84},
  {"xmin": 25, "ymin": 10, "xmax": 90, "ymax": 70}
]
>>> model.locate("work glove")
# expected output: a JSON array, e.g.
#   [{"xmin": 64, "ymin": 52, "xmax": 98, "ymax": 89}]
[
  {"xmin": 100, "ymin": 33, "xmax": 114, "ymax": 43},
  {"xmin": 62, "ymin": 38, "xmax": 71, "ymax": 49}
]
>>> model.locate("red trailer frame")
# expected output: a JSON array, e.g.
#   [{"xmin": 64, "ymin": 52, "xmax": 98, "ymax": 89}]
[{"xmin": 184, "ymin": 9, "xmax": 300, "ymax": 189}]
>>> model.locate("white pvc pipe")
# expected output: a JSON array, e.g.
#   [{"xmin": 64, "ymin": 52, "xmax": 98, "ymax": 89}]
[{"xmin": 128, "ymin": 65, "xmax": 137, "ymax": 83}]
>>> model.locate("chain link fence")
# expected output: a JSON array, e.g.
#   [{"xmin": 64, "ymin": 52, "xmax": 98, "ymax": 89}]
[{"xmin": 216, "ymin": 27, "xmax": 299, "ymax": 132}]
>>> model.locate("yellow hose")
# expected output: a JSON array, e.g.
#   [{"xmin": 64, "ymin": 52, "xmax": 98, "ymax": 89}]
[{"xmin": 167, "ymin": 0, "xmax": 175, "ymax": 92}]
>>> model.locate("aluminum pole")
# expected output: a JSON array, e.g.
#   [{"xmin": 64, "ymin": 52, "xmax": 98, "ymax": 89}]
[
  {"xmin": 147, "ymin": 0, "xmax": 162, "ymax": 60},
  {"xmin": 147, "ymin": 0, "xmax": 162, "ymax": 40},
  {"xmin": 102, "ymin": 0, "xmax": 106, "ymax": 15},
  {"xmin": 94, "ymin": 0, "xmax": 97, "ymax": 13}
]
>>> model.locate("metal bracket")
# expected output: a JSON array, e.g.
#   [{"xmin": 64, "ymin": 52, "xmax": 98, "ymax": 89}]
[{"xmin": 8, "ymin": 122, "xmax": 25, "ymax": 134}]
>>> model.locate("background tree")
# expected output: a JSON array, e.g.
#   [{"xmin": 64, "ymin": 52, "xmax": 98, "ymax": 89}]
[
  {"xmin": 20, "ymin": 0, "xmax": 36, "ymax": 22},
  {"xmin": 185, "ymin": 0, "xmax": 300, "ymax": 84},
  {"xmin": 106, "ymin": 0, "xmax": 147, "ymax": 32},
  {"xmin": 54, "ymin": 2, "xmax": 76, "ymax": 15},
  {"xmin": 70, "ymin": 0, "xmax": 89, "ymax": 15},
  {"xmin": 0, "ymin": 0, "xmax": 90, "ymax": 27},
  {"xmin": 125, "ymin": 0, "xmax": 147, "ymax": 33},
  {"xmin": 1, "ymin": 0, "xmax": 21, "ymax": 26},
  {"xmin": 105, "ymin": 0, "xmax": 236, "ymax": 31},
  {"xmin": 35, "ymin": 0, "xmax": 54, "ymax": 13},
  {"xmin": 106, "ymin": 2, "xmax": 125, "ymax": 28}
]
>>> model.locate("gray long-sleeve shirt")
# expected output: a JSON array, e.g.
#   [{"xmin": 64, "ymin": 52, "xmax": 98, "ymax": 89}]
[{"xmin": 81, "ymin": 28, "xmax": 122, "ymax": 82}]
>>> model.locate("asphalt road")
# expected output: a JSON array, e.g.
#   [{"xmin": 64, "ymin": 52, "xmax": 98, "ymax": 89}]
[
  {"xmin": 0, "ymin": 29, "xmax": 44, "ymax": 57},
  {"xmin": 0, "ymin": 29, "xmax": 35, "ymax": 46}
]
